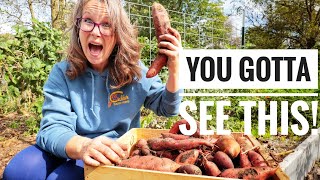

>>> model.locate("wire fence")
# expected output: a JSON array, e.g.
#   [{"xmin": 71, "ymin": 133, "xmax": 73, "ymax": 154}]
[{"xmin": 123, "ymin": 1, "xmax": 240, "ymax": 63}]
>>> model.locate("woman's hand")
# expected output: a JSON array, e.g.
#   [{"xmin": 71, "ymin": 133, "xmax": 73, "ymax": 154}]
[
  {"xmin": 80, "ymin": 136, "xmax": 128, "ymax": 166},
  {"xmin": 158, "ymin": 27, "xmax": 182, "ymax": 76},
  {"xmin": 158, "ymin": 27, "xmax": 182, "ymax": 92},
  {"xmin": 66, "ymin": 135, "xmax": 128, "ymax": 166}
]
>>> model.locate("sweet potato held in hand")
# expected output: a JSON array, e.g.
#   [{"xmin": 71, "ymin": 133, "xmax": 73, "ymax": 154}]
[{"xmin": 146, "ymin": 2, "xmax": 171, "ymax": 78}]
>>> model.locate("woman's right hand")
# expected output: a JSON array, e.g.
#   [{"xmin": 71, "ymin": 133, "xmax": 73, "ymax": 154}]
[
  {"xmin": 66, "ymin": 135, "xmax": 128, "ymax": 166},
  {"xmin": 80, "ymin": 136, "xmax": 128, "ymax": 166}
]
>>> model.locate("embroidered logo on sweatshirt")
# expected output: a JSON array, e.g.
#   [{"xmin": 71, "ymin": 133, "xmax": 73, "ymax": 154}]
[{"xmin": 108, "ymin": 90, "xmax": 130, "ymax": 107}]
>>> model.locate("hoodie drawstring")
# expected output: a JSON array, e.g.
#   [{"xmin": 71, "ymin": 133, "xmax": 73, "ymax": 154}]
[
  {"xmin": 90, "ymin": 72, "xmax": 99, "ymax": 120},
  {"xmin": 105, "ymin": 73, "xmax": 110, "ymax": 103}
]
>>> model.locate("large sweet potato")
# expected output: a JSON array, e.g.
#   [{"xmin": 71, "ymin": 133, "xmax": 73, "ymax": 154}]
[
  {"xmin": 215, "ymin": 135, "xmax": 241, "ymax": 159},
  {"xmin": 248, "ymin": 150, "xmax": 268, "ymax": 167},
  {"xmin": 147, "ymin": 137, "xmax": 214, "ymax": 151},
  {"xmin": 146, "ymin": 2, "xmax": 170, "ymax": 78},
  {"xmin": 219, "ymin": 166, "xmax": 277, "ymax": 179},
  {"xmin": 213, "ymin": 151, "xmax": 234, "ymax": 170},
  {"xmin": 119, "ymin": 155, "xmax": 180, "ymax": 172},
  {"xmin": 161, "ymin": 132, "xmax": 189, "ymax": 140}
]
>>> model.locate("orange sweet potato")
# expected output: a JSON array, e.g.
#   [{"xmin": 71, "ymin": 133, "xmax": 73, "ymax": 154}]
[
  {"xmin": 119, "ymin": 155, "xmax": 180, "ymax": 172},
  {"xmin": 169, "ymin": 119, "xmax": 189, "ymax": 134},
  {"xmin": 134, "ymin": 139, "xmax": 148, "ymax": 149},
  {"xmin": 155, "ymin": 150, "xmax": 179, "ymax": 160},
  {"xmin": 248, "ymin": 150, "xmax": 268, "ymax": 167},
  {"xmin": 161, "ymin": 132, "xmax": 189, "ymax": 140},
  {"xmin": 202, "ymin": 158, "xmax": 221, "ymax": 176},
  {"xmin": 213, "ymin": 151, "xmax": 234, "ymax": 170},
  {"xmin": 236, "ymin": 136, "xmax": 254, "ymax": 153},
  {"xmin": 169, "ymin": 119, "xmax": 200, "ymax": 138},
  {"xmin": 175, "ymin": 149, "xmax": 200, "ymax": 165},
  {"xmin": 215, "ymin": 135, "xmax": 241, "ymax": 159},
  {"xmin": 176, "ymin": 164, "xmax": 202, "ymax": 175},
  {"xmin": 218, "ymin": 166, "xmax": 277, "ymax": 179},
  {"xmin": 130, "ymin": 139, "xmax": 151, "ymax": 156},
  {"xmin": 239, "ymin": 152, "xmax": 252, "ymax": 168},
  {"xmin": 130, "ymin": 149, "xmax": 141, "ymax": 157},
  {"xmin": 147, "ymin": 137, "xmax": 214, "ymax": 151},
  {"xmin": 146, "ymin": 2, "xmax": 171, "ymax": 78}
]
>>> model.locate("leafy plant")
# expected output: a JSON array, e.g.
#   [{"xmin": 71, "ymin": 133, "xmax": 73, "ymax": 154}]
[{"xmin": 0, "ymin": 19, "xmax": 67, "ymax": 134}]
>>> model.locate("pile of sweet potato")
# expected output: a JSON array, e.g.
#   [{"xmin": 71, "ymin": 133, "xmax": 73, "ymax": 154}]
[{"xmin": 117, "ymin": 119, "xmax": 278, "ymax": 180}]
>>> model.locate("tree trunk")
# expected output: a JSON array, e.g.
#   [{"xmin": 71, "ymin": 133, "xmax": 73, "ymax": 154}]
[
  {"xmin": 58, "ymin": 0, "xmax": 66, "ymax": 29},
  {"xmin": 51, "ymin": 0, "xmax": 58, "ymax": 28},
  {"xmin": 51, "ymin": 0, "xmax": 66, "ymax": 29}
]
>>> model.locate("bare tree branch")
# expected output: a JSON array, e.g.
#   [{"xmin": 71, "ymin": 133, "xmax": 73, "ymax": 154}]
[{"xmin": 27, "ymin": 0, "xmax": 36, "ymax": 21}]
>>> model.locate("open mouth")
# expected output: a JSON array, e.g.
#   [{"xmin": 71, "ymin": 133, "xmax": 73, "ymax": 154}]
[{"xmin": 89, "ymin": 43, "xmax": 103, "ymax": 56}]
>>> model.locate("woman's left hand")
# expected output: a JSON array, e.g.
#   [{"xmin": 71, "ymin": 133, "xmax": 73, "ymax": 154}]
[{"xmin": 158, "ymin": 27, "xmax": 182, "ymax": 76}]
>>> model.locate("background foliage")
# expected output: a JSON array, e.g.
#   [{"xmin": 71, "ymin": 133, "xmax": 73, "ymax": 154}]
[{"xmin": 0, "ymin": 19, "xmax": 67, "ymax": 133}]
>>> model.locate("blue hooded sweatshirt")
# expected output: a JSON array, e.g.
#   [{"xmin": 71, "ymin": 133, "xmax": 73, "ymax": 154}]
[{"xmin": 36, "ymin": 60, "xmax": 182, "ymax": 159}]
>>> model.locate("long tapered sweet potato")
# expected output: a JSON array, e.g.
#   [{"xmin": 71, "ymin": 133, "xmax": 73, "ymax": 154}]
[
  {"xmin": 218, "ymin": 166, "xmax": 278, "ymax": 179},
  {"xmin": 119, "ymin": 155, "xmax": 180, "ymax": 172},
  {"xmin": 147, "ymin": 137, "xmax": 214, "ymax": 151},
  {"xmin": 146, "ymin": 2, "xmax": 171, "ymax": 78},
  {"xmin": 161, "ymin": 132, "xmax": 190, "ymax": 140}
]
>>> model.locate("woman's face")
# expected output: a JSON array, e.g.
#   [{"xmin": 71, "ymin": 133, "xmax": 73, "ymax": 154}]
[{"xmin": 79, "ymin": 0, "xmax": 116, "ymax": 72}]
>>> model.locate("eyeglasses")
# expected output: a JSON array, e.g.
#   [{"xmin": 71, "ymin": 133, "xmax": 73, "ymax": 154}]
[{"xmin": 76, "ymin": 18, "xmax": 113, "ymax": 36}]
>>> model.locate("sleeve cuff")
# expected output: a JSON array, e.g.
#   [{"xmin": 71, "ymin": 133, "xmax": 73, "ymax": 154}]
[
  {"xmin": 56, "ymin": 131, "xmax": 77, "ymax": 159},
  {"xmin": 163, "ymin": 88, "xmax": 183, "ymax": 105}
]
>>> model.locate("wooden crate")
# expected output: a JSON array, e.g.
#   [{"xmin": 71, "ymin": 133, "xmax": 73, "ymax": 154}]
[{"xmin": 84, "ymin": 128, "xmax": 289, "ymax": 180}]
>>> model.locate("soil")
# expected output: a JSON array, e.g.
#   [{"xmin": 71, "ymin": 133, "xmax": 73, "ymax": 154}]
[
  {"xmin": 0, "ymin": 114, "xmax": 319, "ymax": 179},
  {"xmin": 0, "ymin": 113, "xmax": 36, "ymax": 179}
]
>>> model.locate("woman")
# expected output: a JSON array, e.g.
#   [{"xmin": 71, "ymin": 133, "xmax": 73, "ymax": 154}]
[{"xmin": 3, "ymin": 0, "xmax": 182, "ymax": 179}]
